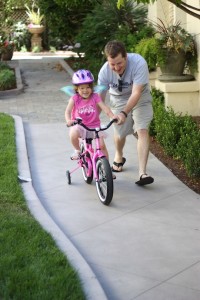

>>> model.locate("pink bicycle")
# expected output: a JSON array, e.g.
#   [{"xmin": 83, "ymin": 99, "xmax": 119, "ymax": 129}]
[{"xmin": 66, "ymin": 118, "xmax": 117, "ymax": 206}]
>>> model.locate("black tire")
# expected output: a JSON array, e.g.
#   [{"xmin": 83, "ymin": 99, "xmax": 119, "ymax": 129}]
[
  {"xmin": 96, "ymin": 158, "xmax": 113, "ymax": 205},
  {"xmin": 66, "ymin": 170, "xmax": 71, "ymax": 184},
  {"xmin": 80, "ymin": 143, "xmax": 93, "ymax": 184}
]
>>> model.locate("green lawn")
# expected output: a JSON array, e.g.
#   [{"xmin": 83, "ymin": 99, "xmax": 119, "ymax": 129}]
[{"xmin": 0, "ymin": 113, "xmax": 86, "ymax": 300}]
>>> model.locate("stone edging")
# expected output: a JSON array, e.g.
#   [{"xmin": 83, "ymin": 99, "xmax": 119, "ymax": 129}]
[
  {"xmin": 0, "ymin": 61, "xmax": 23, "ymax": 99},
  {"xmin": 13, "ymin": 114, "xmax": 108, "ymax": 300},
  {"xmin": 59, "ymin": 58, "xmax": 74, "ymax": 76}
]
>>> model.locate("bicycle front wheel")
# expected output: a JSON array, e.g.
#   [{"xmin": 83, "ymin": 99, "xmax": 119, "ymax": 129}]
[{"xmin": 96, "ymin": 158, "xmax": 113, "ymax": 205}]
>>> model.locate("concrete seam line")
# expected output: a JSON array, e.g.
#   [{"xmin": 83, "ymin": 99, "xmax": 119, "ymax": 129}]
[{"xmin": 13, "ymin": 114, "xmax": 108, "ymax": 300}]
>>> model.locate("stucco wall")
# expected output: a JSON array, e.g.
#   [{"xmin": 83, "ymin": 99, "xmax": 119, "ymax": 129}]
[{"xmin": 148, "ymin": 0, "xmax": 200, "ymax": 116}]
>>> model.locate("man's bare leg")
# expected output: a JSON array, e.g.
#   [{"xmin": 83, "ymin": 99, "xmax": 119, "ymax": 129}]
[
  {"xmin": 112, "ymin": 134, "xmax": 126, "ymax": 171},
  {"xmin": 136, "ymin": 128, "xmax": 154, "ymax": 184}
]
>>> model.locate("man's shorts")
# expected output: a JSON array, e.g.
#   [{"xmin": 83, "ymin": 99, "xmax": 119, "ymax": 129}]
[{"xmin": 112, "ymin": 101, "xmax": 153, "ymax": 138}]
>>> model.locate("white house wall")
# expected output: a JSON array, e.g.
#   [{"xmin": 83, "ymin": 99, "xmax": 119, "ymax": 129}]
[{"xmin": 148, "ymin": 0, "xmax": 200, "ymax": 116}]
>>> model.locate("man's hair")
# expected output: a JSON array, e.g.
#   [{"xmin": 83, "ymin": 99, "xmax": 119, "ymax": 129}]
[{"xmin": 104, "ymin": 40, "xmax": 127, "ymax": 58}]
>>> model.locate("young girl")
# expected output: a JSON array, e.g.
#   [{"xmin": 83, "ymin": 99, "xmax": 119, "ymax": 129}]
[{"xmin": 65, "ymin": 69, "xmax": 117, "ymax": 169}]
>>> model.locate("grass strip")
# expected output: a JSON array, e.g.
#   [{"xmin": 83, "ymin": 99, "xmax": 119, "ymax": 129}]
[{"xmin": 0, "ymin": 113, "xmax": 86, "ymax": 300}]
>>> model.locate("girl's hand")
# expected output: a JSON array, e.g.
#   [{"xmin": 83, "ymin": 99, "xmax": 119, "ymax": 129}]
[{"xmin": 66, "ymin": 120, "xmax": 75, "ymax": 127}]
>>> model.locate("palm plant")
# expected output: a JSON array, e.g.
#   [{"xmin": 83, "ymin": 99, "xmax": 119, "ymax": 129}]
[{"xmin": 75, "ymin": 0, "xmax": 149, "ymax": 60}]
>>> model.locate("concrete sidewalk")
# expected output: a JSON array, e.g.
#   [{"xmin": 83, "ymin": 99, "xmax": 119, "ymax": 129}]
[{"xmin": 1, "ymin": 54, "xmax": 200, "ymax": 300}]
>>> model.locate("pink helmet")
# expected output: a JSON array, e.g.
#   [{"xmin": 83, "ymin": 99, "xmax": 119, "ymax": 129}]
[{"xmin": 72, "ymin": 69, "xmax": 94, "ymax": 85}]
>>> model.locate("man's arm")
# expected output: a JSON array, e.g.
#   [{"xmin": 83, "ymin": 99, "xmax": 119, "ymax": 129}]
[{"xmin": 98, "ymin": 91, "xmax": 107, "ymax": 103}]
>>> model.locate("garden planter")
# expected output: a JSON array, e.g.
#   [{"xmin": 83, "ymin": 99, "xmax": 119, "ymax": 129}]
[
  {"xmin": 1, "ymin": 48, "xmax": 14, "ymax": 61},
  {"xmin": 158, "ymin": 50, "xmax": 194, "ymax": 82},
  {"xmin": 28, "ymin": 25, "xmax": 45, "ymax": 51}
]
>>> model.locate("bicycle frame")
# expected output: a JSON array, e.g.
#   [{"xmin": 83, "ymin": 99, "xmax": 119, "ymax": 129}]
[
  {"xmin": 66, "ymin": 118, "xmax": 117, "ymax": 205},
  {"xmin": 80, "ymin": 134, "xmax": 106, "ymax": 181},
  {"xmin": 67, "ymin": 118, "xmax": 117, "ymax": 180}
]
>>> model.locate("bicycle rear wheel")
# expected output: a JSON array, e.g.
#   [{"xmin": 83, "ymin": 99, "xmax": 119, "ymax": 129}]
[
  {"xmin": 80, "ymin": 143, "xmax": 93, "ymax": 184},
  {"xmin": 96, "ymin": 158, "xmax": 113, "ymax": 205}
]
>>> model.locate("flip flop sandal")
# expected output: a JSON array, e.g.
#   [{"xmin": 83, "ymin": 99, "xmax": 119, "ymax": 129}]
[
  {"xmin": 135, "ymin": 174, "xmax": 154, "ymax": 186},
  {"xmin": 112, "ymin": 173, "xmax": 116, "ymax": 180},
  {"xmin": 111, "ymin": 157, "xmax": 126, "ymax": 172}
]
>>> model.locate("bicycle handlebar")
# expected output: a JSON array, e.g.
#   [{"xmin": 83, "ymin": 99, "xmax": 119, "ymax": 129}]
[{"xmin": 68, "ymin": 117, "xmax": 118, "ymax": 131}]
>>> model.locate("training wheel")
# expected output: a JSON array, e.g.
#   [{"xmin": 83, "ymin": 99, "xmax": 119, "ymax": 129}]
[{"xmin": 66, "ymin": 170, "xmax": 71, "ymax": 184}]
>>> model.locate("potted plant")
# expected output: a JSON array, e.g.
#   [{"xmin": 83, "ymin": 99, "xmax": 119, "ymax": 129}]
[
  {"xmin": 155, "ymin": 20, "xmax": 197, "ymax": 80},
  {"xmin": 25, "ymin": 3, "xmax": 45, "ymax": 51},
  {"xmin": 135, "ymin": 20, "xmax": 198, "ymax": 82},
  {"xmin": 26, "ymin": 3, "xmax": 44, "ymax": 27},
  {"xmin": 0, "ymin": 33, "xmax": 15, "ymax": 61}
]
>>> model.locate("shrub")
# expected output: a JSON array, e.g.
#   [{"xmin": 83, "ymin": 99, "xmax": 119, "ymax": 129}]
[
  {"xmin": 150, "ymin": 88, "xmax": 200, "ymax": 178},
  {"xmin": 0, "ymin": 69, "xmax": 16, "ymax": 91},
  {"xmin": 149, "ymin": 88, "xmax": 165, "ymax": 137},
  {"xmin": 75, "ymin": 0, "xmax": 149, "ymax": 61},
  {"xmin": 12, "ymin": 21, "xmax": 31, "ymax": 51},
  {"xmin": 176, "ymin": 118, "xmax": 200, "ymax": 177},
  {"xmin": 135, "ymin": 37, "xmax": 158, "ymax": 71},
  {"xmin": 0, "ymin": 62, "xmax": 11, "ymax": 71}
]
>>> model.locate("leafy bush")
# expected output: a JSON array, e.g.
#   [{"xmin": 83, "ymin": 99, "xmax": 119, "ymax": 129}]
[
  {"xmin": 150, "ymin": 88, "xmax": 200, "ymax": 177},
  {"xmin": 176, "ymin": 118, "xmax": 200, "ymax": 177},
  {"xmin": 12, "ymin": 21, "xmax": 31, "ymax": 51},
  {"xmin": 0, "ymin": 69, "xmax": 16, "ymax": 91},
  {"xmin": 75, "ymin": 0, "xmax": 150, "ymax": 61},
  {"xmin": 38, "ymin": 0, "xmax": 96, "ymax": 49},
  {"xmin": 149, "ymin": 88, "xmax": 165, "ymax": 136},
  {"xmin": 135, "ymin": 37, "xmax": 158, "ymax": 71},
  {"xmin": 0, "ymin": 62, "xmax": 11, "ymax": 71}
]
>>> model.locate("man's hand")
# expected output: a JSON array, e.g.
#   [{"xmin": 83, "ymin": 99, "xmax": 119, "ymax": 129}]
[{"xmin": 116, "ymin": 112, "xmax": 126, "ymax": 125}]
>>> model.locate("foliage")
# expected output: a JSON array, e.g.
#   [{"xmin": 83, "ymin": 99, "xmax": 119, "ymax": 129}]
[
  {"xmin": 75, "ymin": 0, "xmax": 149, "ymax": 62},
  {"xmin": 150, "ymin": 88, "xmax": 200, "ymax": 177},
  {"xmin": 115, "ymin": 23, "xmax": 155, "ymax": 53},
  {"xmin": 25, "ymin": 3, "xmax": 44, "ymax": 25},
  {"xmin": 135, "ymin": 37, "xmax": 158, "ymax": 71},
  {"xmin": 38, "ymin": 0, "xmax": 97, "ymax": 49},
  {"xmin": 0, "ymin": 0, "xmax": 32, "ymax": 28},
  {"xmin": 154, "ymin": 20, "xmax": 198, "ymax": 72},
  {"xmin": 0, "ymin": 62, "xmax": 11, "ymax": 70},
  {"xmin": 155, "ymin": 19, "xmax": 196, "ymax": 54},
  {"xmin": 12, "ymin": 22, "xmax": 31, "ymax": 51},
  {"xmin": 32, "ymin": 45, "xmax": 42, "ymax": 52},
  {"xmin": 0, "ymin": 68, "xmax": 15, "ymax": 91},
  {"xmin": 0, "ymin": 32, "xmax": 15, "ymax": 56},
  {"xmin": 135, "ymin": 20, "xmax": 198, "ymax": 73}
]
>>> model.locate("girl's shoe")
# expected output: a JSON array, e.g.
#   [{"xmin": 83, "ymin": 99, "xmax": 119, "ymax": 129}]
[{"xmin": 70, "ymin": 150, "xmax": 80, "ymax": 160}]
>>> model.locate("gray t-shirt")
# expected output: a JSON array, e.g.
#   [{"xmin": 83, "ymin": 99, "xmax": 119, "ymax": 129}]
[{"xmin": 98, "ymin": 53, "xmax": 152, "ymax": 109}]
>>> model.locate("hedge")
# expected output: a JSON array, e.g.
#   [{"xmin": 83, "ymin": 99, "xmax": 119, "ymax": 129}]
[{"xmin": 150, "ymin": 88, "xmax": 200, "ymax": 177}]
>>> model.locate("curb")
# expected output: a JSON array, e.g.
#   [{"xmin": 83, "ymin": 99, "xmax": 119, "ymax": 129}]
[
  {"xmin": 13, "ymin": 114, "xmax": 108, "ymax": 300},
  {"xmin": 59, "ymin": 58, "xmax": 74, "ymax": 76},
  {"xmin": 0, "ymin": 61, "xmax": 23, "ymax": 98}
]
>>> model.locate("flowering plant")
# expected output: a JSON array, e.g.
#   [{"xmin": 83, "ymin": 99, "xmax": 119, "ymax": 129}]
[{"xmin": 0, "ymin": 33, "xmax": 15, "ymax": 56}]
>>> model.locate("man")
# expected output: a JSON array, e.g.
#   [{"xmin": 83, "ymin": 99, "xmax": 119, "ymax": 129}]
[{"xmin": 98, "ymin": 40, "xmax": 154, "ymax": 185}]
